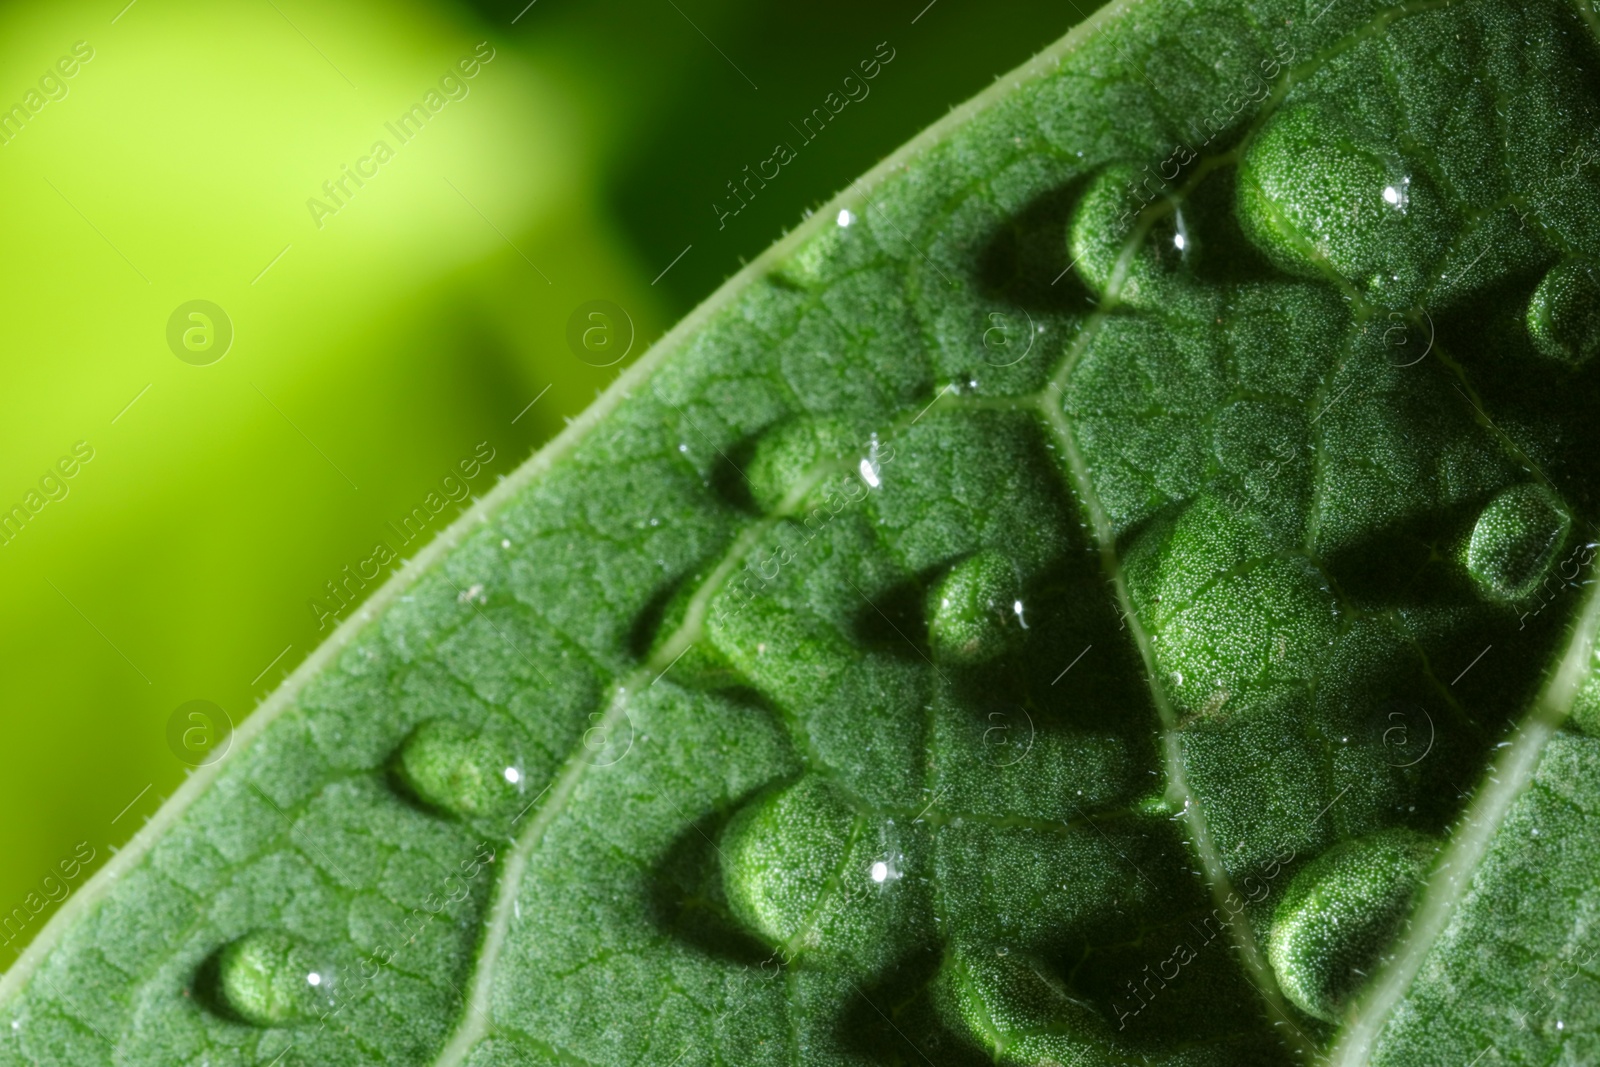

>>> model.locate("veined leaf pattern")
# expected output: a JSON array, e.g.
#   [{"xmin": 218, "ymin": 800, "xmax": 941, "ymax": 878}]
[{"xmin": 6, "ymin": 0, "xmax": 1600, "ymax": 1064}]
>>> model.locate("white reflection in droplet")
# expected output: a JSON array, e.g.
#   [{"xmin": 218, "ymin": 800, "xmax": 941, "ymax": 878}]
[{"xmin": 1381, "ymin": 175, "xmax": 1411, "ymax": 214}]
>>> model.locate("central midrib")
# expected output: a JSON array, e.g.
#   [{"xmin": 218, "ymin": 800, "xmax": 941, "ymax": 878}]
[{"xmin": 1035, "ymin": 395, "xmax": 1318, "ymax": 1064}]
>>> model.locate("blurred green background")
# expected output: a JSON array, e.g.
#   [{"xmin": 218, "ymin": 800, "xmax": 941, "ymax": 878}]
[{"xmin": 0, "ymin": 0, "xmax": 1095, "ymax": 959}]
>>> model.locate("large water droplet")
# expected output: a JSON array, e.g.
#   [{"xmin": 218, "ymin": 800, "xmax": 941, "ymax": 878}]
[
  {"xmin": 1237, "ymin": 104, "xmax": 1444, "ymax": 302},
  {"xmin": 1066, "ymin": 162, "xmax": 1196, "ymax": 309},
  {"xmin": 1268, "ymin": 830, "xmax": 1435, "ymax": 1022},
  {"xmin": 393, "ymin": 719, "xmax": 525, "ymax": 819},
  {"xmin": 744, "ymin": 418, "xmax": 831, "ymax": 514},
  {"xmin": 928, "ymin": 551, "xmax": 1025, "ymax": 665},
  {"xmin": 1526, "ymin": 259, "xmax": 1600, "ymax": 366},
  {"xmin": 211, "ymin": 931, "xmax": 330, "ymax": 1028},
  {"xmin": 721, "ymin": 777, "xmax": 860, "ymax": 956},
  {"xmin": 1465, "ymin": 484, "xmax": 1570, "ymax": 602}
]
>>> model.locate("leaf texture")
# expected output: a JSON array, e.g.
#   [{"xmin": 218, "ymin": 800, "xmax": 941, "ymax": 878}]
[{"xmin": 7, "ymin": 0, "xmax": 1600, "ymax": 1064}]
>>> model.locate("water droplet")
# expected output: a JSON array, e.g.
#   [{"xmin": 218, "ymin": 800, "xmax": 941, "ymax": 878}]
[
  {"xmin": 722, "ymin": 778, "xmax": 867, "ymax": 962},
  {"xmin": 1466, "ymin": 484, "xmax": 1570, "ymax": 602},
  {"xmin": 928, "ymin": 551, "xmax": 1025, "ymax": 665},
  {"xmin": 1066, "ymin": 162, "xmax": 1197, "ymax": 308},
  {"xmin": 743, "ymin": 418, "xmax": 830, "ymax": 513},
  {"xmin": 211, "ymin": 932, "xmax": 330, "ymax": 1027},
  {"xmin": 1237, "ymin": 105, "xmax": 1436, "ymax": 300},
  {"xmin": 1527, "ymin": 259, "xmax": 1600, "ymax": 366},
  {"xmin": 1268, "ymin": 830, "xmax": 1435, "ymax": 1022},
  {"xmin": 393, "ymin": 719, "xmax": 526, "ymax": 819}
]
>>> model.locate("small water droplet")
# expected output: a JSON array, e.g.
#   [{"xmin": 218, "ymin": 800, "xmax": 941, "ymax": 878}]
[
  {"xmin": 393, "ymin": 719, "xmax": 527, "ymax": 819},
  {"xmin": 210, "ymin": 932, "xmax": 330, "ymax": 1027},
  {"xmin": 1466, "ymin": 484, "xmax": 1570, "ymax": 602},
  {"xmin": 1527, "ymin": 259, "xmax": 1600, "ymax": 365},
  {"xmin": 928, "ymin": 551, "xmax": 1025, "ymax": 665},
  {"xmin": 743, "ymin": 418, "xmax": 829, "ymax": 513}
]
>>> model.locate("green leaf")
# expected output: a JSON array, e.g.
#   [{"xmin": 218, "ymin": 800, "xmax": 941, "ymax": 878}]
[{"xmin": 8, "ymin": 0, "xmax": 1600, "ymax": 1063}]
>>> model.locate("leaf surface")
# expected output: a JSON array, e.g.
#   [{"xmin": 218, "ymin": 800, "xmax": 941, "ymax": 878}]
[{"xmin": 8, "ymin": 0, "xmax": 1600, "ymax": 1063}]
